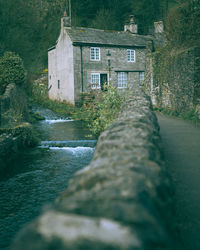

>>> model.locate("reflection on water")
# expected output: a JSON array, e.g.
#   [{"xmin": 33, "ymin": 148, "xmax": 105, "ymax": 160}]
[{"xmin": 0, "ymin": 106, "xmax": 95, "ymax": 250}]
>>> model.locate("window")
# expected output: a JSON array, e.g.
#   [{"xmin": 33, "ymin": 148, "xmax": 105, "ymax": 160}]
[
  {"xmin": 58, "ymin": 80, "xmax": 60, "ymax": 89},
  {"xmin": 127, "ymin": 49, "xmax": 135, "ymax": 62},
  {"xmin": 90, "ymin": 47, "xmax": 100, "ymax": 61},
  {"xmin": 139, "ymin": 72, "xmax": 145, "ymax": 83},
  {"xmin": 91, "ymin": 73, "xmax": 100, "ymax": 89},
  {"xmin": 117, "ymin": 72, "xmax": 128, "ymax": 88}
]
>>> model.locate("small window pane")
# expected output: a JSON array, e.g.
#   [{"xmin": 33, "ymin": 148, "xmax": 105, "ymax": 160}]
[
  {"xmin": 90, "ymin": 47, "xmax": 100, "ymax": 61},
  {"xmin": 127, "ymin": 49, "xmax": 135, "ymax": 62},
  {"xmin": 91, "ymin": 73, "xmax": 100, "ymax": 89},
  {"xmin": 117, "ymin": 72, "xmax": 128, "ymax": 88},
  {"xmin": 139, "ymin": 72, "xmax": 145, "ymax": 82}
]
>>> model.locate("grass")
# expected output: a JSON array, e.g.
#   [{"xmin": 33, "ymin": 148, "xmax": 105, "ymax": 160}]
[{"xmin": 154, "ymin": 106, "xmax": 200, "ymax": 124}]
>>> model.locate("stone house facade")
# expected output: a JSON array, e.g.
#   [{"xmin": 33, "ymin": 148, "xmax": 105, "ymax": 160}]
[{"xmin": 48, "ymin": 14, "xmax": 151, "ymax": 104}]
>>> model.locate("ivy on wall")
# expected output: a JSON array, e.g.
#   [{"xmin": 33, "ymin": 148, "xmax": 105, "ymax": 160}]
[{"xmin": 153, "ymin": 46, "xmax": 199, "ymax": 113}]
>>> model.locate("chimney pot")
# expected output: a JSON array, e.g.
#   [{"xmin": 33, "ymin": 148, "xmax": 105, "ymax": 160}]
[
  {"xmin": 129, "ymin": 15, "xmax": 135, "ymax": 23},
  {"xmin": 154, "ymin": 21, "xmax": 164, "ymax": 33},
  {"xmin": 124, "ymin": 14, "xmax": 138, "ymax": 34},
  {"xmin": 61, "ymin": 10, "xmax": 71, "ymax": 31}
]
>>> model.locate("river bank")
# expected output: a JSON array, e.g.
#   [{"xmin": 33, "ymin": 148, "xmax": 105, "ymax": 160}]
[
  {"xmin": 0, "ymin": 82, "xmax": 40, "ymax": 174},
  {"xmin": 0, "ymin": 105, "xmax": 96, "ymax": 250}
]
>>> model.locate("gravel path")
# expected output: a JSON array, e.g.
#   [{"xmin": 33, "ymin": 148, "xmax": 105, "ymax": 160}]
[{"xmin": 157, "ymin": 114, "xmax": 200, "ymax": 250}]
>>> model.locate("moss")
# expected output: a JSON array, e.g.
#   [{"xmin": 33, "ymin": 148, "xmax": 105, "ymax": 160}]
[
  {"xmin": 152, "ymin": 45, "xmax": 199, "ymax": 113},
  {"xmin": 30, "ymin": 112, "xmax": 45, "ymax": 122},
  {"xmin": 154, "ymin": 106, "xmax": 200, "ymax": 124},
  {"xmin": 0, "ymin": 123, "xmax": 40, "ymax": 147}
]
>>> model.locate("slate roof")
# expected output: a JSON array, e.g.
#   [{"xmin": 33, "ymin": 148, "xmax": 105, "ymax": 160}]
[{"xmin": 66, "ymin": 27, "xmax": 150, "ymax": 48}]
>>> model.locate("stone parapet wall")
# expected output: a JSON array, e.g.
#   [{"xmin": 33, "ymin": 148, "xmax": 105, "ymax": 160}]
[{"xmin": 12, "ymin": 88, "xmax": 174, "ymax": 250}]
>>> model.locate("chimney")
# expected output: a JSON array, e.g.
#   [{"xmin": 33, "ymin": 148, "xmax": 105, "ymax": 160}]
[
  {"xmin": 61, "ymin": 10, "xmax": 71, "ymax": 31},
  {"xmin": 154, "ymin": 21, "xmax": 164, "ymax": 34},
  {"xmin": 124, "ymin": 15, "xmax": 138, "ymax": 34}
]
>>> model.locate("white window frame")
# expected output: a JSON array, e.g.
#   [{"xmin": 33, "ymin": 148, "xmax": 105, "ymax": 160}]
[
  {"xmin": 127, "ymin": 49, "xmax": 135, "ymax": 62},
  {"xmin": 139, "ymin": 72, "xmax": 145, "ymax": 82},
  {"xmin": 90, "ymin": 73, "xmax": 100, "ymax": 89},
  {"xmin": 117, "ymin": 72, "xmax": 128, "ymax": 89},
  {"xmin": 90, "ymin": 47, "xmax": 100, "ymax": 61}
]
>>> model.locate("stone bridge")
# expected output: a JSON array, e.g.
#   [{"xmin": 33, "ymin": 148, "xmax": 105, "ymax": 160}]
[{"xmin": 12, "ymin": 88, "xmax": 175, "ymax": 250}]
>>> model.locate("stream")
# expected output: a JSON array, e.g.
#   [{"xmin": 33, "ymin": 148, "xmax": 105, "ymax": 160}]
[{"xmin": 0, "ymin": 106, "xmax": 96, "ymax": 250}]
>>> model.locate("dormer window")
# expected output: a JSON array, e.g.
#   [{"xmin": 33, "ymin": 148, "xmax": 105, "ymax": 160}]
[
  {"xmin": 90, "ymin": 47, "xmax": 100, "ymax": 61},
  {"xmin": 127, "ymin": 49, "xmax": 135, "ymax": 62}
]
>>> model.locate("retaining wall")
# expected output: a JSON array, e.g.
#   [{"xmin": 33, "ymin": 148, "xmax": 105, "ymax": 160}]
[
  {"xmin": 152, "ymin": 46, "xmax": 200, "ymax": 112},
  {"xmin": 0, "ymin": 83, "xmax": 37, "ymax": 173},
  {"xmin": 0, "ymin": 83, "xmax": 30, "ymax": 127},
  {"xmin": 0, "ymin": 123, "xmax": 38, "ymax": 174},
  {"xmin": 12, "ymin": 88, "xmax": 174, "ymax": 250}
]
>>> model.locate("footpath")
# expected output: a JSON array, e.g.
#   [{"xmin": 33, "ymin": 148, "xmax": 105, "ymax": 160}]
[{"xmin": 157, "ymin": 114, "xmax": 200, "ymax": 250}]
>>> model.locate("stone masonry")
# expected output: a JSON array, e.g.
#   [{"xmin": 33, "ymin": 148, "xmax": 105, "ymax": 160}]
[
  {"xmin": 150, "ymin": 46, "xmax": 200, "ymax": 112},
  {"xmin": 48, "ymin": 13, "xmax": 150, "ymax": 105},
  {"xmin": 12, "ymin": 87, "xmax": 174, "ymax": 250}
]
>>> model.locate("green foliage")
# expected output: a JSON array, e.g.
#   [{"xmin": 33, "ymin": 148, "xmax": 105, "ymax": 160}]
[
  {"xmin": 32, "ymin": 76, "xmax": 49, "ymax": 102},
  {"xmin": 0, "ymin": 52, "xmax": 26, "ymax": 94},
  {"xmin": 12, "ymin": 123, "xmax": 40, "ymax": 147},
  {"xmin": 32, "ymin": 76, "xmax": 123, "ymax": 136},
  {"xmin": 154, "ymin": 106, "xmax": 199, "ymax": 124},
  {"xmin": 31, "ymin": 112, "xmax": 45, "ymax": 122},
  {"xmin": 166, "ymin": 0, "xmax": 200, "ymax": 46},
  {"xmin": 130, "ymin": 0, "xmax": 162, "ymax": 34},
  {"xmin": 0, "ymin": 0, "xmax": 172, "ymax": 72},
  {"xmin": 31, "ymin": 76, "xmax": 75, "ymax": 117},
  {"xmin": 179, "ymin": 108, "xmax": 199, "ymax": 122},
  {"xmin": 73, "ymin": 87, "xmax": 124, "ymax": 136},
  {"xmin": 90, "ymin": 9, "xmax": 118, "ymax": 30},
  {"xmin": 152, "ymin": 0, "xmax": 200, "ymax": 114},
  {"xmin": 0, "ymin": 0, "xmax": 66, "ymax": 71},
  {"xmin": 0, "ymin": 123, "xmax": 40, "ymax": 147}
]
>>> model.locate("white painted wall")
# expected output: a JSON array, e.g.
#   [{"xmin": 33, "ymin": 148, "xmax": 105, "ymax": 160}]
[
  {"xmin": 48, "ymin": 28, "xmax": 74, "ymax": 104},
  {"xmin": 48, "ymin": 49, "xmax": 57, "ymax": 99}
]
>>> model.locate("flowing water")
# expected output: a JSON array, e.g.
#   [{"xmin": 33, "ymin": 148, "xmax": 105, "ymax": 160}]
[{"xmin": 0, "ymin": 106, "xmax": 96, "ymax": 250}]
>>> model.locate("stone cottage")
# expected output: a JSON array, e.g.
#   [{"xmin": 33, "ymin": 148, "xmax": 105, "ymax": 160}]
[{"xmin": 48, "ymin": 13, "xmax": 151, "ymax": 104}]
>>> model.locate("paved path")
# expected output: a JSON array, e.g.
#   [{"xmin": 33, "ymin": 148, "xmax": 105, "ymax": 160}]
[{"xmin": 157, "ymin": 114, "xmax": 200, "ymax": 250}]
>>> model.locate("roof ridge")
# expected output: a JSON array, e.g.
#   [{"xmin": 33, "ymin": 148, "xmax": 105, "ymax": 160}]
[
  {"xmin": 66, "ymin": 26, "xmax": 151, "ymax": 38},
  {"xmin": 65, "ymin": 26, "xmax": 124, "ymax": 33}
]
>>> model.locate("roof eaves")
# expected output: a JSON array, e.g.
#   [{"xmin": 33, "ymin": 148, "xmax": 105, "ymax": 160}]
[
  {"xmin": 72, "ymin": 42, "xmax": 146, "ymax": 48},
  {"xmin": 48, "ymin": 45, "xmax": 56, "ymax": 52}
]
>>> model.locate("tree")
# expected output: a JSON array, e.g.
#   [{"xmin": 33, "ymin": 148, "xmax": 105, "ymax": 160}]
[
  {"xmin": 130, "ymin": 0, "xmax": 162, "ymax": 34},
  {"xmin": 0, "ymin": 52, "xmax": 26, "ymax": 94},
  {"xmin": 90, "ymin": 9, "xmax": 118, "ymax": 30},
  {"xmin": 166, "ymin": 0, "xmax": 200, "ymax": 46}
]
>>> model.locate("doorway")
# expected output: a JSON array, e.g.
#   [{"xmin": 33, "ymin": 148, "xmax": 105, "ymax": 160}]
[{"xmin": 100, "ymin": 74, "xmax": 108, "ymax": 90}]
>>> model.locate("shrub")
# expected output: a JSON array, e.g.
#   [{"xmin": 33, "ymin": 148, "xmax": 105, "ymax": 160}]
[
  {"xmin": 32, "ymin": 76, "xmax": 49, "ymax": 102},
  {"xmin": 166, "ymin": 0, "xmax": 200, "ymax": 46},
  {"xmin": 31, "ymin": 75, "xmax": 123, "ymax": 136},
  {"xmin": 74, "ymin": 87, "xmax": 124, "ymax": 136},
  {"xmin": 0, "ymin": 52, "xmax": 26, "ymax": 94}
]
